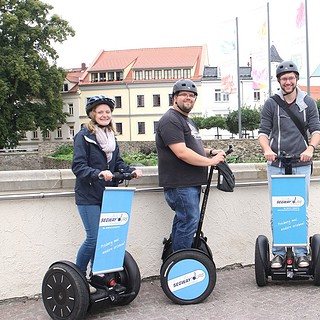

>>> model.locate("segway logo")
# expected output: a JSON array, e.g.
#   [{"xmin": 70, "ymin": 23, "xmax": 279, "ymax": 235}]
[
  {"xmin": 168, "ymin": 269, "xmax": 206, "ymax": 292},
  {"xmin": 272, "ymin": 196, "xmax": 304, "ymax": 207},
  {"xmin": 99, "ymin": 212, "xmax": 129, "ymax": 227}
]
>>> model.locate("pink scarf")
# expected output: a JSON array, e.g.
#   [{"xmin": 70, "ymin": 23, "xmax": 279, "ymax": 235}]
[{"xmin": 95, "ymin": 126, "xmax": 115, "ymax": 162}]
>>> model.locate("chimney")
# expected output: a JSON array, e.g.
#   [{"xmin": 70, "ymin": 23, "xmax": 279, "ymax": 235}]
[{"xmin": 81, "ymin": 63, "xmax": 86, "ymax": 71}]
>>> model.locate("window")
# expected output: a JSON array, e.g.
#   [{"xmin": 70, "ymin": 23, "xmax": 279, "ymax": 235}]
[
  {"xmin": 153, "ymin": 94, "xmax": 160, "ymax": 107},
  {"xmin": 222, "ymin": 92, "xmax": 230, "ymax": 102},
  {"xmin": 116, "ymin": 71, "xmax": 123, "ymax": 81},
  {"xmin": 183, "ymin": 69, "xmax": 191, "ymax": 78},
  {"xmin": 135, "ymin": 70, "xmax": 143, "ymax": 80},
  {"xmin": 99, "ymin": 72, "xmax": 106, "ymax": 82},
  {"xmin": 108, "ymin": 72, "xmax": 114, "ymax": 81},
  {"xmin": 173, "ymin": 69, "xmax": 181, "ymax": 79},
  {"xmin": 138, "ymin": 122, "xmax": 145, "ymax": 134},
  {"xmin": 45, "ymin": 130, "xmax": 50, "ymax": 139},
  {"xmin": 63, "ymin": 83, "xmax": 68, "ymax": 91},
  {"xmin": 168, "ymin": 94, "xmax": 173, "ymax": 106},
  {"xmin": 91, "ymin": 73, "xmax": 98, "ymax": 82},
  {"xmin": 137, "ymin": 95, "xmax": 144, "ymax": 107},
  {"xmin": 164, "ymin": 69, "xmax": 171, "ymax": 79},
  {"xmin": 153, "ymin": 121, "xmax": 159, "ymax": 134},
  {"xmin": 115, "ymin": 96, "xmax": 122, "ymax": 108},
  {"xmin": 154, "ymin": 70, "xmax": 162, "ymax": 79},
  {"xmin": 68, "ymin": 103, "xmax": 74, "ymax": 116},
  {"xmin": 254, "ymin": 91, "xmax": 261, "ymax": 101},
  {"xmin": 145, "ymin": 70, "xmax": 152, "ymax": 80},
  {"xmin": 215, "ymin": 89, "xmax": 221, "ymax": 102},
  {"xmin": 56, "ymin": 127, "xmax": 62, "ymax": 138},
  {"xmin": 69, "ymin": 126, "xmax": 74, "ymax": 139},
  {"xmin": 32, "ymin": 130, "xmax": 38, "ymax": 139},
  {"xmin": 116, "ymin": 123, "xmax": 123, "ymax": 135}
]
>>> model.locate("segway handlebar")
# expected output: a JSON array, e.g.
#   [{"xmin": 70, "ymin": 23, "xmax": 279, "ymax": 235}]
[
  {"xmin": 112, "ymin": 171, "xmax": 137, "ymax": 181},
  {"xmin": 275, "ymin": 151, "xmax": 300, "ymax": 162},
  {"xmin": 275, "ymin": 152, "xmax": 301, "ymax": 175},
  {"xmin": 98, "ymin": 171, "xmax": 137, "ymax": 182}
]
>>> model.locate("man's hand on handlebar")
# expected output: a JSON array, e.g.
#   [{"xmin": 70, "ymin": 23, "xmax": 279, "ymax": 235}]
[
  {"xmin": 210, "ymin": 151, "xmax": 226, "ymax": 166},
  {"xmin": 264, "ymin": 149, "xmax": 277, "ymax": 162}
]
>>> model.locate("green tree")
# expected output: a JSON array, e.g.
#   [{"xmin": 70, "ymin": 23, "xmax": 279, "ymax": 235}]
[
  {"xmin": 191, "ymin": 116, "xmax": 204, "ymax": 129},
  {"xmin": 225, "ymin": 110, "xmax": 239, "ymax": 136},
  {"xmin": 202, "ymin": 116, "xmax": 226, "ymax": 137},
  {"xmin": 0, "ymin": 0, "xmax": 75, "ymax": 148},
  {"xmin": 241, "ymin": 106, "xmax": 261, "ymax": 137}
]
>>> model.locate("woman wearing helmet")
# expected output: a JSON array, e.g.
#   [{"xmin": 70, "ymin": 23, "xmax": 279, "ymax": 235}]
[
  {"xmin": 156, "ymin": 79, "xmax": 226, "ymax": 251},
  {"xmin": 258, "ymin": 61, "xmax": 320, "ymax": 269},
  {"xmin": 72, "ymin": 95, "xmax": 142, "ymax": 282}
]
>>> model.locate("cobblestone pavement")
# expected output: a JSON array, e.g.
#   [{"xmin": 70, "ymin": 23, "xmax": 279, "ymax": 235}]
[{"xmin": 1, "ymin": 265, "xmax": 320, "ymax": 320}]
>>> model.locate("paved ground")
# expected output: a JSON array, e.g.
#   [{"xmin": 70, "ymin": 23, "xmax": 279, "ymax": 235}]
[{"xmin": 1, "ymin": 265, "xmax": 320, "ymax": 320}]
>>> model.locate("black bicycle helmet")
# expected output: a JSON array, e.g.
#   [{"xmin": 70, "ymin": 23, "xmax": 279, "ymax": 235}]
[
  {"xmin": 86, "ymin": 95, "xmax": 115, "ymax": 116},
  {"xmin": 172, "ymin": 79, "xmax": 198, "ymax": 96},
  {"xmin": 276, "ymin": 61, "xmax": 299, "ymax": 79}
]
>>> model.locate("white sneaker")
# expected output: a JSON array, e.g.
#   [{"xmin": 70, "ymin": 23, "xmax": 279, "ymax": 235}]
[{"xmin": 89, "ymin": 284, "xmax": 97, "ymax": 294}]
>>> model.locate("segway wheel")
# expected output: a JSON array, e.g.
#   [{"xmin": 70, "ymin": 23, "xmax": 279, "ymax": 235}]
[
  {"xmin": 311, "ymin": 234, "xmax": 320, "ymax": 285},
  {"xmin": 42, "ymin": 262, "xmax": 89, "ymax": 320},
  {"xmin": 160, "ymin": 249, "xmax": 216, "ymax": 305},
  {"xmin": 114, "ymin": 251, "xmax": 141, "ymax": 306},
  {"xmin": 254, "ymin": 235, "xmax": 270, "ymax": 287}
]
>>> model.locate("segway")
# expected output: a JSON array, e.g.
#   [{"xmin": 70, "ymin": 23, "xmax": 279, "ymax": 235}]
[
  {"xmin": 160, "ymin": 145, "xmax": 233, "ymax": 304},
  {"xmin": 42, "ymin": 172, "xmax": 141, "ymax": 320},
  {"xmin": 255, "ymin": 152, "xmax": 320, "ymax": 286}
]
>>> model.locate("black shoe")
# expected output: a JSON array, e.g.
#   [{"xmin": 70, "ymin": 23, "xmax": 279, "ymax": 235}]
[
  {"xmin": 112, "ymin": 283, "xmax": 126, "ymax": 293},
  {"xmin": 271, "ymin": 255, "xmax": 284, "ymax": 268}
]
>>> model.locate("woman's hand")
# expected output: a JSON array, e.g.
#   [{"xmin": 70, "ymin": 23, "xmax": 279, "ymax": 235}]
[
  {"xmin": 132, "ymin": 169, "xmax": 142, "ymax": 179},
  {"xmin": 98, "ymin": 170, "xmax": 113, "ymax": 181}
]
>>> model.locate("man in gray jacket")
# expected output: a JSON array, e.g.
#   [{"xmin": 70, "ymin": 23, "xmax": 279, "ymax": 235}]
[{"xmin": 258, "ymin": 60, "xmax": 320, "ymax": 269}]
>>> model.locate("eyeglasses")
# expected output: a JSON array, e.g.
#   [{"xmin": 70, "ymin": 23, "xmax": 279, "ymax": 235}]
[
  {"xmin": 280, "ymin": 76, "xmax": 296, "ymax": 82},
  {"xmin": 177, "ymin": 93, "xmax": 196, "ymax": 99}
]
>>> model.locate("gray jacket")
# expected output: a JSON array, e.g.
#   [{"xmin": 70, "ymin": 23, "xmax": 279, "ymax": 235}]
[{"xmin": 258, "ymin": 87, "xmax": 320, "ymax": 167}]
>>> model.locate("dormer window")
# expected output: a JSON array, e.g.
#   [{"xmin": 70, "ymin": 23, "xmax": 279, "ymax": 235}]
[{"xmin": 91, "ymin": 73, "xmax": 98, "ymax": 82}]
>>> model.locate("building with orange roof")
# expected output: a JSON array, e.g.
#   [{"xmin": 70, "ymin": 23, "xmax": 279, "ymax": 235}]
[{"xmin": 19, "ymin": 45, "xmax": 320, "ymax": 144}]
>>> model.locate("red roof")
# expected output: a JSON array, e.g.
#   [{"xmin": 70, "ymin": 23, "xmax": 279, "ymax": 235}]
[
  {"xmin": 299, "ymin": 85, "xmax": 320, "ymax": 101},
  {"xmin": 81, "ymin": 46, "xmax": 206, "ymax": 83}
]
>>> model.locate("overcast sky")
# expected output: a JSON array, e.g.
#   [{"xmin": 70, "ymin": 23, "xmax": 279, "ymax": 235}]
[{"xmin": 44, "ymin": 0, "xmax": 320, "ymax": 73}]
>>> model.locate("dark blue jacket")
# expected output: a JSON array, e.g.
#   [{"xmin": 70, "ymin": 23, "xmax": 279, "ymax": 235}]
[{"xmin": 72, "ymin": 127, "xmax": 134, "ymax": 205}]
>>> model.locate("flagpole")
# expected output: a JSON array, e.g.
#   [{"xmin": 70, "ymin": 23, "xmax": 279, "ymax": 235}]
[
  {"xmin": 236, "ymin": 17, "xmax": 242, "ymax": 138},
  {"xmin": 305, "ymin": 0, "xmax": 310, "ymax": 95},
  {"xmin": 267, "ymin": 2, "xmax": 271, "ymax": 97}
]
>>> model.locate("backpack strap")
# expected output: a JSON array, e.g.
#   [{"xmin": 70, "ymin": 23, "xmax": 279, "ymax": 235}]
[{"xmin": 271, "ymin": 95, "xmax": 308, "ymax": 144}]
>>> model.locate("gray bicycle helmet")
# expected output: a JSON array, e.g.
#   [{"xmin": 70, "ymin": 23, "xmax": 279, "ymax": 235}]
[
  {"xmin": 276, "ymin": 61, "xmax": 299, "ymax": 79},
  {"xmin": 86, "ymin": 95, "xmax": 115, "ymax": 116},
  {"xmin": 172, "ymin": 79, "xmax": 198, "ymax": 96}
]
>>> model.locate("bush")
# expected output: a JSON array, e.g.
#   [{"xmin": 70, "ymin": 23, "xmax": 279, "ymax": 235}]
[{"xmin": 50, "ymin": 145, "xmax": 158, "ymax": 166}]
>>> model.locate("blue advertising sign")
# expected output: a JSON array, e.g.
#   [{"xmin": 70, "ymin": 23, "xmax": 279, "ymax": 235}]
[
  {"xmin": 92, "ymin": 187, "xmax": 135, "ymax": 275},
  {"xmin": 271, "ymin": 175, "xmax": 307, "ymax": 247}
]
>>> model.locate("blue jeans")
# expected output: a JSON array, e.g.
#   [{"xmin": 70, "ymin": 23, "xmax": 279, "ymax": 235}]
[
  {"xmin": 76, "ymin": 205, "xmax": 101, "ymax": 275},
  {"xmin": 267, "ymin": 165, "xmax": 311, "ymax": 257},
  {"xmin": 164, "ymin": 186, "xmax": 201, "ymax": 251}
]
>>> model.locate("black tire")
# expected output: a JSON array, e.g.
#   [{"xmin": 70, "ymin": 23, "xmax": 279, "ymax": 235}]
[
  {"xmin": 114, "ymin": 251, "xmax": 141, "ymax": 306},
  {"xmin": 160, "ymin": 249, "xmax": 216, "ymax": 305},
  {"xmin": 42, "ymin": 262, "xmax": 89, "ymax": 320},
  {"xmin": 255, "ymin": 235, "xmax": 270, "ymax": 287},
  {"xmin": 311, "ymin": 234, "xmax": 320, "ymax": 285}
]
